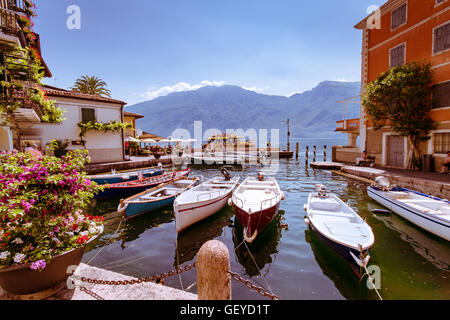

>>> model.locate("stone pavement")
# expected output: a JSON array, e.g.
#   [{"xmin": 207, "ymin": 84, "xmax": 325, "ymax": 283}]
[{"xmin": 0, "ymin": 263, "xmax": 197, "ymax": 300}]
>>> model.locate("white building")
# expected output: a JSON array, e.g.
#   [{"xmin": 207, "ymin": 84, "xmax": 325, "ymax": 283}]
[{"xmin": 19, "ymin": 86, "xmax": 127, "ymax": 164}]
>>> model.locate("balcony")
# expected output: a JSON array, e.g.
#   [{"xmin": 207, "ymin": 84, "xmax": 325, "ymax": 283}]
[
  {"xmin": 0, "ymin": 8, "xmax": 20, "ymax": 37},
  {"xmin": 336, "ymin": 118, "xmax": 360, "ymax": 132}
]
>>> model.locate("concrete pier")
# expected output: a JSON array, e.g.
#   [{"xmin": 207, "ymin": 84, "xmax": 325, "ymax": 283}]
[
  {"xmin": 0, "ymin": 263, "xmax": 197, "ymax": 300},
  {"xmin": 341, "ymin": 166, "xmax": 450, "ymax": 200}
]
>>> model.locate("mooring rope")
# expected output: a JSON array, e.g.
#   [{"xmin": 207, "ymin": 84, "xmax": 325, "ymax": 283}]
[
  {"xmin": 87, "ymin": 217, "xmax": 124, "ymax": 265},
  {"xmin": 243, "ymin": 241, "xmax": 275, "ymax": 297},
  {"xmin": 361, "ymin": 265, "xmax": 383, "ymax": 301}
]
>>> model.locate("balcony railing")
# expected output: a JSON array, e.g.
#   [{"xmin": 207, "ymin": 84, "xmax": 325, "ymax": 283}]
[
  {"xmin": 1, "ymin": 0, "xmax": 27, "ymax": 12},
  {"xmin": 0, "ymin": 7, "xmax": 20, "ymax": 36},
  {"xmin": 336, "ymin": 118, "xmax": 360, "ymax": 132}
]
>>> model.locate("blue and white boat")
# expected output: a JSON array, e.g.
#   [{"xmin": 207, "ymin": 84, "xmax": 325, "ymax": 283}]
[
  {"xmin": 304, "ymin": 185, "xmax": 375, "ymax": 275},
  {"xmin": 88, "ymin": 167, "xmax": 164, "ymax": 185},
  {"xmin": 118, "ymin": 177, "xmax": 199, "ymax": 220},
  {"xmin": 368, "ymin": 178, "xmax": 450, "ymax": 241}
]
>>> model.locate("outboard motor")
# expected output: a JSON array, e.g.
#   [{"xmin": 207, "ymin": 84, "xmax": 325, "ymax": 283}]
[
  {"xmin": 257, "ymin": 172, "xmax": 265, "ymax": 181},
  {"xmin": 221, "ymin": 166, "xmax": 231, "ymax": 181},
  {"xmin": 315, "ymin": 184, "xmax": 328, "ymax": 198}
]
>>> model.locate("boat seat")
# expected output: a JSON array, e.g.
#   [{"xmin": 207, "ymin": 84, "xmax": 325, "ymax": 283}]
[
  {"xmin": 239, "ymin": 186, "xmax": 278, "ymax": 191},
  {"xmin": 310, "ymin": 198, "xmax": 340, "ymax": 211},
  {"xmin": 201, "ymin": 184, "xmax": 230, "ymax": 188},
  {"xmin": 309, "ymin": 209, "xmax": 355, "ymax": 219}
]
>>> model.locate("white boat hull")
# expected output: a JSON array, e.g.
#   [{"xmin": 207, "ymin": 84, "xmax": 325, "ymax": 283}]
[
  {"xmin": 174, "ymin": 176, "xmax": 239, "ymax": 233},
  {"xmin": 367, "ymin": 187, "xmax": 450, "ymax": 241},
  {"xmin": 174, "ymin": 192, "xmax": 231, "ymax": 233}
]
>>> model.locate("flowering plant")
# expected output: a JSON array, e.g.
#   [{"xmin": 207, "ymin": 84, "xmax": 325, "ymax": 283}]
[{"xmin": 0, "ymin": 149, "xmax": 103, "ymax": 270}]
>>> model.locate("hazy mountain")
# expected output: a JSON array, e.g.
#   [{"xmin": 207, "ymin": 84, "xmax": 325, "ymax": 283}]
[{"xmin": 126, "ymin": 81, "xmax": 361, "ymax": 141}]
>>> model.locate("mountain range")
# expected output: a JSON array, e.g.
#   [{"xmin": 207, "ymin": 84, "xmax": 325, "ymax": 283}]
[{"xmin": 126, "ymin": 81, "xmax": 361, "ymax": 141}]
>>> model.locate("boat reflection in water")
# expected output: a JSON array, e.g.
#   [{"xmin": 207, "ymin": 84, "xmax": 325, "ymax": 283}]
[
  {"xmin": 304, "ymin": 228, "xmax": 372, "ymax": 300},
  {"xmin": 232, "ymin": 210, "xmax": 284, "ymax": 277},
  {"xmin": 174, "ymin": 207, "xmax": 235, "ymax": 266},
  {"xmin": 368, "ymin": 202, "xmax": 450, "ymax": 272}
]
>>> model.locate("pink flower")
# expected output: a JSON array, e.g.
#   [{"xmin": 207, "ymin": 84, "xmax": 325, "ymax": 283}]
[
  {"xmin": 30, "ymin": 260, "xmax": 46, "ymax": 271},
  {"xmin": 20, "ymin": 200, "xmax": 32, "ymax": 213}
]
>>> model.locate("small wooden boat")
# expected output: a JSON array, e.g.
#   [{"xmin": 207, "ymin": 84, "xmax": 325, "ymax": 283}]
[
  {"xmin": 231, "ymin": 173, "xmax": 284, "ymax": 243},
  {"xmin": 88, "ymin": 167, "xmax": 164, "ymax": 185},
  {"xmin": 118, "ymin": 177, "xmax": 199, "ymax": 220},
  {"xmin": 304, "ymin": 185, "xmax": 375, "ymax": 275},
  {"xmin": 368, "ymin": 182, "xmax": 450, "ymax": 241},
  {"xmin": 95, "ymin": 169, "xmax": 191, "ymax": 200},
  {"xmin": 174, "ymin": 175, "xmax": 240, "ymax": 233}
]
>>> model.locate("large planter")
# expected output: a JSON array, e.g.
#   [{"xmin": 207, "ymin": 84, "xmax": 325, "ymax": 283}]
[{"xmin": 0, "ymin": 234, "xmax": 100, "ymax": 296}]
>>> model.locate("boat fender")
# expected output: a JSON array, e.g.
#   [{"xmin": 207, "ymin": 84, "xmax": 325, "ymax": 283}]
[
  {"xmin": 303, "ymin": 204, "xmax": 307, "ymax": 211},
  {"xmin": 281, "ymin": 192, "xmax": 285, "ymax": 201},
  {"xmin": 228, "ymin": 198, "xmax": 233, "ymax": 206},
  {"xmin": 304, "ymin": 217, "xmax": 310, "ymax": 226},
  {"xmin": 121, "ymin": 175, "xmax": 130, "ymax": 181}
]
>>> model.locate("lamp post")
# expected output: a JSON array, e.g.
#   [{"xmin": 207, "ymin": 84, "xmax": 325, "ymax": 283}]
[{"xmin": 281, "ymin": 119, "xmax": 291, "ymax": 152}]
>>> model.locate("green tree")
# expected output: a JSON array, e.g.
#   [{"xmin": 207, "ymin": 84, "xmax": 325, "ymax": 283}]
[
  {"xmin": 362, "ymin": 61, "xmax": 436, "ymax": 170},
  {"xmin": 71, "ymin": 75, "xmax": 112, "ymax": 97}
]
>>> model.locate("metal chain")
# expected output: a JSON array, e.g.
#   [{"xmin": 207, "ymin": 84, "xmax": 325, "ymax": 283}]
[
  {"xmin": 72, "ymin": 262, "xmax": 280, "ymax": 301},
  {"xmin": 76, "ymin": 262, "xmax": 197, "ymax": 287},
  {"xmin": 79, "ymin": 286, "xmax": 105, "ymax": 300},
  {"xmin": 229, "ymin": 271, "xmax": 280, "ymax": 300}
]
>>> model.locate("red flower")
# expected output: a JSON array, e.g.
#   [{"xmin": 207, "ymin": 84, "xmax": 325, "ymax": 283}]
[{"xmin": 75, "ymin": 235, "xmax": 89, "ymax": 245}]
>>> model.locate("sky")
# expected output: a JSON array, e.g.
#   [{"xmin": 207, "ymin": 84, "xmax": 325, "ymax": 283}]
[{"xmin": 33, "ymin": 0, "xmax": 385, "ymax": 106}]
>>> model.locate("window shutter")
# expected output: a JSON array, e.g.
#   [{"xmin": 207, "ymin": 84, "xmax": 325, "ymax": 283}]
[
  {"xmin": 81, "ymin": 108, "xmax": 96, "ymax": 122},
  {"xmin": 434, "ymin": 22, "xmax": 450, "ymax": 54}
]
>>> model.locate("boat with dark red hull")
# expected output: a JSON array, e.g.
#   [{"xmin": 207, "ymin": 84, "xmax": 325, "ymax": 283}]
[{"xmin": 231, "ymin": 174, "xmax": 284, "ymax": 243}]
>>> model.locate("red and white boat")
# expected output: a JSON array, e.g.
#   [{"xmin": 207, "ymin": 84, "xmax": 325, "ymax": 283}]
[{"xmin": 231, "ymin": 174, "xmax": 284, "ymax": 243}]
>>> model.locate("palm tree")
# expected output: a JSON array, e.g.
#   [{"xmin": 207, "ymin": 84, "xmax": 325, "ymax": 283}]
[{"xmin": 71, "ymin": 75, "xmax": 112, "ymax": 97}]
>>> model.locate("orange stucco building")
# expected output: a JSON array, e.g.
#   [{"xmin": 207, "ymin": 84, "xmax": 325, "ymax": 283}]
[{"xmin": 342, "ymin": 0, "xmax": 449, "ymax": 170}]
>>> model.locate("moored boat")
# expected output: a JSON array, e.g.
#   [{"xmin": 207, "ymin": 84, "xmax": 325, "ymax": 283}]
[
  {"xmin": 231, "ymin": 173, "xmax": 284, "ymax": 243},
  {"xmin": 94, "ymin": 169, "xmax": 191, "ymax": 200},
  {"xmin": 304, "ymin": 185, "xmax": 375, "ymax": 276},
  {"xmin": 367, "ymin": 178, "xmax": 450, "ymax": 241},
  {"xmin": 118, "ymin": 177, "xmax": 199, "ymax": 220},
  {"xmin": 174, "ymin": 174, "xmax": 240, "ymax": 234},
  {"xmin": 88, "ymin": 166, "xmax": 164, "ymax": 185}
]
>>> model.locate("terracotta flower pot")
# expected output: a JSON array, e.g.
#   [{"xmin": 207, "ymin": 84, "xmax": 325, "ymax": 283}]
[{"xmin": 0, "ymin": 235, "xmax": 99, "ymax": 296}]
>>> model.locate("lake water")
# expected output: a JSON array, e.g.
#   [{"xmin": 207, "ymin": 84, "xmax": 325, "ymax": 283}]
[{"xmin": 83, "ymin": 138, "xmax": 450, "ymax": 300}]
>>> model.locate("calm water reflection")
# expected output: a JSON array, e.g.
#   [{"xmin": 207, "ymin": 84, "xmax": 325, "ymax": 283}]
[{"xmin": 83, "ymin": 156, "xmax": 450, "ymax": 300}]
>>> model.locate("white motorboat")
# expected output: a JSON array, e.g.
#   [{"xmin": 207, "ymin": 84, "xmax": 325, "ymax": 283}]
[
  {"xmin": 174, "ymin": 175, "xmax": 240, "ymax": 234},
  {"xmin": 304, "ymin": 185, "xmax": 375, "ymax": 275},
  {"xmin": 368, "ymin": 177, "xmax": 450, "ymax": 241},
  {"xmin": 231, "ymin": 173, "xmax": 284, "ymax": 243}
]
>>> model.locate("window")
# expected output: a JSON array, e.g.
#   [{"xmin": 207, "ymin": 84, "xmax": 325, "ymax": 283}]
[
  {"xmin": 81, "ymin": 108, "xmax": 96, "ymax": 122},
  {"xmin": 433, "ymin": 22, "xmax": 450, "ymax": 54},
  {"xmin": 389, "ymin": 43, "xmax": 405, "ymax": 68},
  {"xmin": 434, "ymin": 132, "xmax": 450, "ymax": 154},
  {"xmin": 432, "ymin": 81, "xmax": 450, "ymax": 109},
  {"xmin": 391, "ymin": 3, "xmax": 407, "ymax": 31}
]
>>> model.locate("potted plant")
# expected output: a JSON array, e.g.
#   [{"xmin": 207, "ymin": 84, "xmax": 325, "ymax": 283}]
[
  {"xmin": 0, "ymin": 148, "xmax": 104, "ymax": 296},
  {"xmin": 151, "ymin": 145, "xmax": 163, "ymax": 159}
]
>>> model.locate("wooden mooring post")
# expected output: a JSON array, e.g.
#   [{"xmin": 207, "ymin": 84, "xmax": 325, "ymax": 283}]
[
  {"xmin": 296, "ymin": 142, "xmax": 299, "ymax": 160},
  {"xmin": 197, "ymin": 240, "xmax": 231, "ymax": 300},
  {"xmin": 323, "ymin": 145, "xmax": 327, "ymax": 161},
  {"xmin": 306, "ymin": 146, "xmax": 309, "ymax": 163},
  {"xmin": 313, "ymin": 145, "xmax": 316, "ymax": 162}
]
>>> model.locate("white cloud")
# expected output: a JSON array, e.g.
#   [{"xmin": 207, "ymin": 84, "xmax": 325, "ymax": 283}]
[
  {"xmin": 141, "ymin": 80, "xmax": 226, "ymax": 100},
  {"xmin": 242, "ymin": 86, "xmax": 264, "ymax": 93}
]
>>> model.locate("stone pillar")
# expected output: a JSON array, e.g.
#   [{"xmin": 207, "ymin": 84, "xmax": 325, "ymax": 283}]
[{"xmin": 197, "ymin": 240, "xmax": 231, "ymax": 300}]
